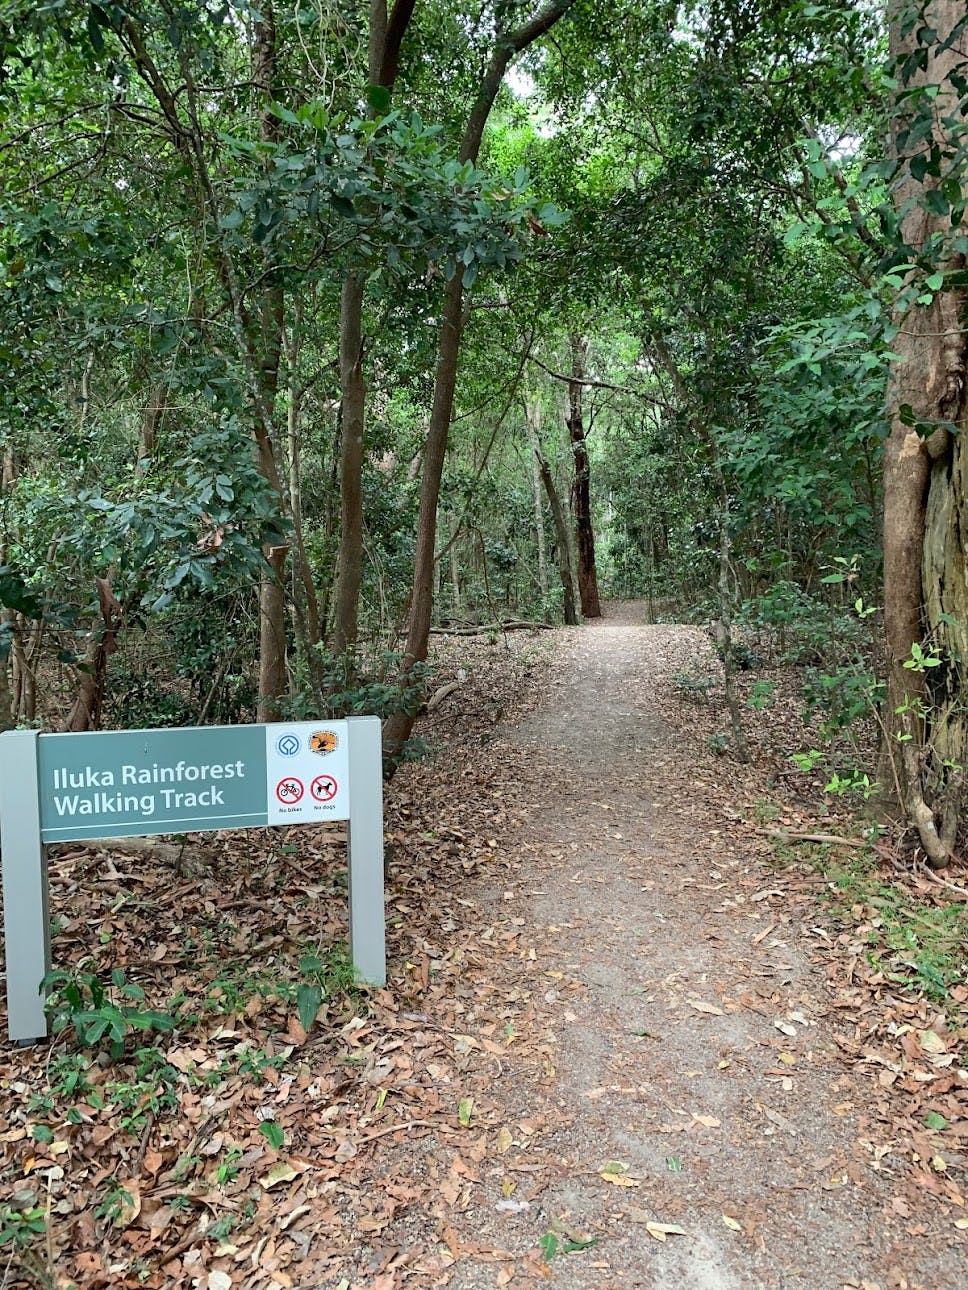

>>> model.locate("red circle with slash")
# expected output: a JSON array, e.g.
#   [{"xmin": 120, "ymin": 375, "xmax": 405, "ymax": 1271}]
[
  {"xmin": 311, "ymin": 774, "xmax": 338, "ymax": 803},
  {"xmin": 275, "ymin": 776, "xmax": 304, "ymax": 803}
]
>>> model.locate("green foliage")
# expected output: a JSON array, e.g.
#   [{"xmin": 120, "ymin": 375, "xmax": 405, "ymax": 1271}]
[
  {"xmin": 44, "ymin": 967, "xmax": 178, "ymax": 1058},
  {"xmin": 0, "ymin": 1203, "xmax": 47, "ymax": 1250},
  {"xmin": 802, "ymin": 665, "xmax": 883, "ymax": 738},
  {"xmin": 809, "ymin": 849, "xmax": 968, "ymax": 1006}
]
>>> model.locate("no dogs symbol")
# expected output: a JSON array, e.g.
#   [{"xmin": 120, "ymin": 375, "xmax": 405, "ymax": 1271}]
[{"xmin": 311, "ymin": 774, "xmax": 338, "ymax": 803}]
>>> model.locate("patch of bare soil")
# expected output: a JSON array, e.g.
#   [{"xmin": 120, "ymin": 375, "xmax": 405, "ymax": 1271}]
[{"xmin": 1, "ymin": 602, "xmax": 964, "ymax": 1289}]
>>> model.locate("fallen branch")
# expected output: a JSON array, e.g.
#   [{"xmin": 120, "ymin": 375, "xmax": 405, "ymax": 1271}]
[
  {"xmin": 430, "ymin": 619, "xmax": 553, "ymax": 636},
  {"xmin": 51, "ymin": 835, "xmax": 214, "ymax": 874},
  {"xmin": 426, "ymin": 679, "xmax": 463, "ymax": 712},
  {"xmin": 756, "ymin": 828, "xmax": 867, "ymax": 849}
]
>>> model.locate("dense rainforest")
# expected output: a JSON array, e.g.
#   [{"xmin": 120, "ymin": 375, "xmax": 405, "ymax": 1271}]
[{"xmin": 0, "ymin": 0, "xmax": 967, "ymax": 866}]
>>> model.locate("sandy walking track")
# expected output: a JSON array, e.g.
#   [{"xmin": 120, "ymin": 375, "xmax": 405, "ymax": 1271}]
[{"xmin": 393, "ymin": 605, "xmax": 964, "ymax": 1289}]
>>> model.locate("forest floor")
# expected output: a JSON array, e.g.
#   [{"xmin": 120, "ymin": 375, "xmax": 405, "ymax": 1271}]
[{"xmin": 1, "ymin": 601, "xmax": 967, "ymax": 1289}]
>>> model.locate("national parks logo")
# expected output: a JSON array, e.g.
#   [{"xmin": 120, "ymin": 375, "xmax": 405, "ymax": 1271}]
[{"xmin": 309, "ymin": 730, "xmax": 338, "ymax": 755}]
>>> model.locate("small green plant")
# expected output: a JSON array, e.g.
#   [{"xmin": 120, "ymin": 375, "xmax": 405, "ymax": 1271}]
[
  {"xmin": 105, "ymin": 1050, "xmax": 181, "ymax": 1133},
  {"xmin": 824, "ymin": 770, "xmax": 877, "ymax": 800},
  {"xmin": 747, "ymin": 679, "xmax": 777, "ymax": 710},
  {"xmin": 44, "ymin": 967, "xmax": 178, "ymax": 1058},
  {"xmin": 293, "ymin": 944, "xmax": 356, "ymax": 1034},
  {"xmin": 0, "ymin": 1204, "xmax": 47, "ymax": 1250},
  {"xmin": 213, "ymin": 1146, "xmax": 244, "ymax": 1186},
  {"xmin": 707, "ymin": 732, "xmax": 730, "ymax": 755},
  {"xmin": 789, "ymin": 748, "xmax": 824, "ymax": 773},
  {"xmin": 95, "ymin": 1177, "xmax": 133, "ymax": 1228}
]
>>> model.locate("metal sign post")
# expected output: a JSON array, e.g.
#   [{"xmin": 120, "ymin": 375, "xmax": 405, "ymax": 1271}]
[{"xmin": 0, "ymin": 716, "xmax": 385, "ymax": 1044}]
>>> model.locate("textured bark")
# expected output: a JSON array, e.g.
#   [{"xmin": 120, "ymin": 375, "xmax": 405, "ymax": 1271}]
[
  {"xmin": 135, "ymin": 383, "xmax": 166, "ymax": 474},
  {"xmin": 63, "ymin": 578, "xmax": 121, "ymax": 732},
  {"xmin": 566, "ymin": 334, "xmax": 601, "ymax": 618},
  {"xmin": 383, "ymin": 0, "xmax": 577, "ymax": 763},
  {"xmin": 251, "ymin": 5, "xmax": 291, "ymax": 717},
  {"xmin": 331, "ymin": 1, "xmax": 416, "ymax": 658},
  {"xmin": 537, "ymin": 451, "xmax": 579, "ymax": 626},
  {"xmin": 882, "ymin": 0, "xmax": 968, "ymax": 863},
  {"xmin": 332, "ymin": 272, "xmax": 366, "ymax": 661}
]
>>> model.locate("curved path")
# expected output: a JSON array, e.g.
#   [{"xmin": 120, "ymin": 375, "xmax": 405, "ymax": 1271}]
[{"xmin": 400, "ymin": 604, "xmax": 961, "ymax": 1289}]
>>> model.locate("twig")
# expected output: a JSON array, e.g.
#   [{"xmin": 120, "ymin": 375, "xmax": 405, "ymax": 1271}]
[
  {"xmin": 756, "ymin": 829, "xmax": 867, "ymax": 848},
  {"xmin": 357, "ymin": 1119, "xmax": 436, "ymax": 1143}
]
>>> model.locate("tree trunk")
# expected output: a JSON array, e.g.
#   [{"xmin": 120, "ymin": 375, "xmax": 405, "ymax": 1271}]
[
  {"xmin": 331, "ymin": 1, "xmax": 417, "ymax": 660},
  {"xmin": 257, "ymin": 545, "xmax": 288, "ymax": 723},
  {"xmin": 524, "ymin": 395, "xmax": 550, "ymax": 602},
  {"xmin": 251, "ymin": 4, "xmax": 292, "ymax": 720},
  {"xmin": 383, "ymin": 0, "xmax": 577, "ymax": 763},
  {"xmin": 537, "ymin": 451, "xmax": 579, "ymax": 626},
  {"xmin": 881, "ymin": 0, "xmax": 968, "ymax": 864},
  {"xmin": 332, "ymin": 272, "xmax": 366, "ymax": 662},
  {"xmin": 566, "ymin": 334, "xmax": 601, "ymax": 618}
]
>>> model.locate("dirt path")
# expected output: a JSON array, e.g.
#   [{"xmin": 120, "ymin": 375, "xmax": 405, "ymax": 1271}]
[
  {"xmin": 382, "ymin": 603, "xmax": 964, "ymax": 1289},
  {"xmin": 8, "ymin": 603, "xmax": 962, "ymax": 1290}
]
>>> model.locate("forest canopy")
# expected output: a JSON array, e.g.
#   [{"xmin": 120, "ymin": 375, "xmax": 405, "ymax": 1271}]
[{"xmin": 1, "ymin": 0, "xmax": 967, "ymax": 863}]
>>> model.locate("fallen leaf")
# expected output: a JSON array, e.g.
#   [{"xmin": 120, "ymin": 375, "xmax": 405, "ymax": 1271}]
[
  {"xmin": 646, "ymin": 1222, "xmax": 687, "ymax": 1241},
  {"xmin": 691, "ymin": 1001, "xmax": 724, "ymax": 1016},
  {"xmin": 259, "ymin": 1161, "xmax": 298, "ymax": 1190},
  {"xmin": 692, "ymin": 1114, "xmax": 721, "ymax": 1129},
  {"xmin": 722, "ymin": 1214, "xmax": 742, "ymax": 1232},
  {"xmin": 208, "ymin": 1273, "xmax": 233, "ymax": 1290}
]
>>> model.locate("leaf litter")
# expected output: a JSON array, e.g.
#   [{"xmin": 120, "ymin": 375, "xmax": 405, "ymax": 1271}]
[{"xmin": 0, "ymin": 602, "xmax": 965, "ymax": 1288}]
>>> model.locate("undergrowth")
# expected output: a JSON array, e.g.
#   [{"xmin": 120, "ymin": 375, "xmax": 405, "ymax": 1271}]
[{"xmin": 786, "ymin": 843, "xmax": 968, "ymax": 1008}]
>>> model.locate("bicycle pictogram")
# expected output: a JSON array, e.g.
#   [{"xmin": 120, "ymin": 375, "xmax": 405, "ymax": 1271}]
[{"xmin": 275, "ymin": 776, "xmax": 304, "ymax": 804}]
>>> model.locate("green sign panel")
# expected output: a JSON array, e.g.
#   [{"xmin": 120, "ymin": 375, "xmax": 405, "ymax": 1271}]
[{"xmin": 35, "ymin": 721, "xmax": 351, "ymax": 841}]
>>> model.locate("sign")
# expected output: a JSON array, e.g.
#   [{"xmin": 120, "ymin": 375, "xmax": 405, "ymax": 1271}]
[
  {"xmin": 35, "ymin": 721, "xmax": 352, "ymax": 841},
  {"xmin": 0, "ymin": 718, "xmax": 385, "ymax": 1043}
]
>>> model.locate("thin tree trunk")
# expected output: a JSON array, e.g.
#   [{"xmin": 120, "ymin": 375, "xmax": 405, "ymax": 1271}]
[
  {"xmin": 566, "ymin": 334, "xmax": 601, "ymax": 618},
  {"xmin": 252, "ymin": 5, "xmax": 290, "ymax": 719},
  {"xmin": 537, "ymin": 451, "xmax": 579, "ymax": 626},
  {"xmin": 525, "ymin": 396, "xmax": 549, "ymax": 602},
  {"xmin": 331, "ymin": 0, "xmax": 417, "ymax": 660},
  {"xmin": 258, "ymin": 544, "xmax": 288, "ymax": 723},
  {"xmin": 332, "ymin": 271, "xmax": 366, "ymax": 662},
  {"xmin": 383, "ymin": 0, "xmax": 577, "ymax": 762}
]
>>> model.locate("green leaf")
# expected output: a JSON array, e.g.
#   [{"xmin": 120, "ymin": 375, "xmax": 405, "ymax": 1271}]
[
  {"xmin": 925, "ymin": 271, "xmax": 944, "ymax": 291},
  {"xmin": 540, "ymin": 1232, "xmax": 560, "ymax": 1261},
  {"xmin": 923, "ymin": 1111, "xmax": 948, "ymax": 1131},
  {"xmin": 296, "ymin": 983, "xmax": 322, "ymax": 1033},
  {"xmin": 258, "ymin": 1120, "xmax": 285, "ymax": 1150}
]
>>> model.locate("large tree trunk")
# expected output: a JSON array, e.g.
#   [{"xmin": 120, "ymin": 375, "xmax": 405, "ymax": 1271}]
[
  {"xmin": 566, "ymin": 334, "xmax": 601, "ymax": 618},
  {"xmin": 881, "ymin": 0, "xmax": 968, "ymax": 865},
  {"xmin": 383, "ymin": 0, "xmax": 577, "ymax": 763}
]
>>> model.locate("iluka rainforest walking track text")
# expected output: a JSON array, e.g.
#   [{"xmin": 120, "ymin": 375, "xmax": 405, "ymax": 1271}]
[{"xmin": 50, "ymin": 758, "xmax": 246, "ymax": 818}]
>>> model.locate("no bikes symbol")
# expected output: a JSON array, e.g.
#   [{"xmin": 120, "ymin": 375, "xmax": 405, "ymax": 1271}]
[{"xmin": 275, "ymin": 776, "xmax": 304, "ymax": 804}]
